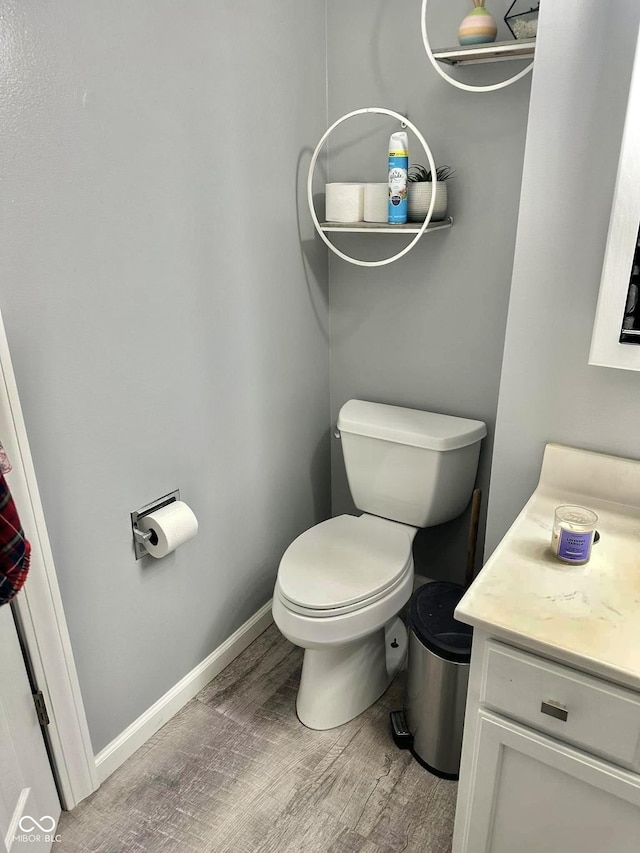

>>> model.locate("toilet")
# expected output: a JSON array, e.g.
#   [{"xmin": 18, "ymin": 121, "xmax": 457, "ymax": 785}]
[{"xmin": 272, "ymin": 399, "xmax": 486, "ymax": 731}]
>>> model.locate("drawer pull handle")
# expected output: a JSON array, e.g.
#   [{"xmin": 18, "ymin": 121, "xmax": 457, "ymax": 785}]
[{"xmin": 541, "ymin": 700, "xmax": 568, "ymax": 722}]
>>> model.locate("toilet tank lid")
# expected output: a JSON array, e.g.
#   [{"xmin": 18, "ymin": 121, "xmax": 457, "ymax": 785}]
[{"xmin": 337, "ymin": 400, "xmax": 487, "ymax": 452}]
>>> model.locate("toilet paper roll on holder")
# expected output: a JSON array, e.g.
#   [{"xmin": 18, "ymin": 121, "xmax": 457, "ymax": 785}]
[{"xmin": 131, "ymin": 489, "xmax": 180, "ymax": 560}]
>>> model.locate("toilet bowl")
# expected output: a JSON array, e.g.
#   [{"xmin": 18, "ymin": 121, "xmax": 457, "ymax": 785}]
[
  {"xmin": 273, "ymin": 399, "xmax": 487, "ymax": 731},
  {"xmin": 273, "ymin": 513, "xmax": 416, "ymax": 730}
]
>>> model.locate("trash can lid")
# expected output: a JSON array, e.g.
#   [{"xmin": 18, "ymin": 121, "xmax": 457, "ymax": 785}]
[{"xmin": 408, "ymin": 582, "xmax": 473, "ymax": 663}]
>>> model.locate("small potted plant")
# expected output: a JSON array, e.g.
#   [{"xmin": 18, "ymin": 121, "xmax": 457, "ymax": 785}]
[{"xmin": 407, "ymin": 164, "xmax": 454, "ymax": 223}]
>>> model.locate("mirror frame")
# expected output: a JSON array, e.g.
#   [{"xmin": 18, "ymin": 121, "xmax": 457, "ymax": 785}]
[{"xmin": 589, "ymin": 28, "xmax": 640, "ymax": 372}]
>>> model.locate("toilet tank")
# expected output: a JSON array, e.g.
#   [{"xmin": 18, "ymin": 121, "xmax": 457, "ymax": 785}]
[{"xmin": 337, "ymin": 400, "xmax": 487, "ymax": 528}]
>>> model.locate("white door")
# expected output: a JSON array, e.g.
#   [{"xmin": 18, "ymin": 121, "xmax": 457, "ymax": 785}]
[
  {"xmin": 0, "ymin": 604, "xmax": 60, "ymax": 852},
  {"xmin": 462, "ymin": 710, "xmax": 640, "ymax": 853}
]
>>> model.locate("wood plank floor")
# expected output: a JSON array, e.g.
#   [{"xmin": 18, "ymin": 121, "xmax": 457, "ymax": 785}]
[{"xmin": 56, "ymin": 624, "xmax": 456, "ymax": 852}]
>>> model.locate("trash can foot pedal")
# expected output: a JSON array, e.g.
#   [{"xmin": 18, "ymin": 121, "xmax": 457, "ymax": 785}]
[{"xmin": 390, "ymin": 710, "xmax": 413, "ymax": 749}]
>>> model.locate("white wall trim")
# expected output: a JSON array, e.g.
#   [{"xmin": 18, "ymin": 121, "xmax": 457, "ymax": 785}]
[{"xmin": 95, "ymin": 600, "xmax": 274, "ymax": 784}]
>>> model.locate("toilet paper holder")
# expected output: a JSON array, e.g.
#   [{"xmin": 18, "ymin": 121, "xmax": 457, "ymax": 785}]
[{"xmin": 131, "ymin": 489, "xmax": 180, "ymax": 560}]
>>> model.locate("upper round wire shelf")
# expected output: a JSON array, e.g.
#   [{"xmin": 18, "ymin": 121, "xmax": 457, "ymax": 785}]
[{"xmin": 421, "ymin": 0, "xmax": 535, "ymax": 93}]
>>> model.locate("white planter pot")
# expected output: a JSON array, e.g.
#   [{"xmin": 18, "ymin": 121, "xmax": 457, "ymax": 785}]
[{"xmin": 407, "ymin": 181, "xmax": 448, "ymax": 222}]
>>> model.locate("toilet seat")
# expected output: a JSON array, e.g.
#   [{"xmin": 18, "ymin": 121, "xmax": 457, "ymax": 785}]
[
  {"xmin": 276, "ymin": 567, "xmax": 412, "ymax": 618},
  {"xmin": 277, "ymin": 514, "xmax": 414, "ymax": 617}
]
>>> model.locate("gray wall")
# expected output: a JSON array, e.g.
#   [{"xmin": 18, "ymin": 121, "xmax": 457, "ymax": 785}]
[
  {"xmin": 0, "ymin": 1, "xmax": 330, "ymax": 752},
  {"xmin": 486, "ymin": 0, "xmax": 640, "ymax": 555},
  {"xmin": 326, "ymin": 0, "xmax": 532, "ymax": 583}
]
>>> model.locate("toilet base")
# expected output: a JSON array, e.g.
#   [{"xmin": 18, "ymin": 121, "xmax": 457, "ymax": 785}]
[{"xmin": 296, "ymin": 618, "xmax": 407, "ymax": 730}]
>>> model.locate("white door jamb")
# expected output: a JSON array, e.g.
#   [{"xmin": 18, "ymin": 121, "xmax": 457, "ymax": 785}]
[{"xmin": 0, "ymin": 310, "xmax": 98, "ymax": 809}]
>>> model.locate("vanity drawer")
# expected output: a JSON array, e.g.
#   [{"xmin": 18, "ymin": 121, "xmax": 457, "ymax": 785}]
[{"xmin": 480, "ymin": 641, "xmax": 640, "ymax": 771}]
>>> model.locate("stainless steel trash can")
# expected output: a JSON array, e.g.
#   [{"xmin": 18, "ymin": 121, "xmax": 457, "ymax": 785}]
[{"xmin": 396, "ymin": 582, "xmax": 473, "ymax": 779}]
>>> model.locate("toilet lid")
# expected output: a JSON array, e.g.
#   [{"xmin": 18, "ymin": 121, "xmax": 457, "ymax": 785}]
[{"xmin": 278, "ymin": 515, "xmax": 413, "ymax": 611}]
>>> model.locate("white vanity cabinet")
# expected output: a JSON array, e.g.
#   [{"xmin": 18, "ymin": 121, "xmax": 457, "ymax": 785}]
[
  {"xmin": 452, "ymin": 634, "xmax": 640, "ymax": 853},
  {"xmin": 450, "ymin": 445, "xmax": 640, "ymax": 853}
]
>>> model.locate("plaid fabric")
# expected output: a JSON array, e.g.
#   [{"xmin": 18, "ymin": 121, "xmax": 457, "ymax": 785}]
[
  {"xmin": 0, "ymin": 473, "xmax": 31, "ymax": 606},
  {"xmin": 0, "ymin": 441, "xmax": 12, "ymax": 475}
]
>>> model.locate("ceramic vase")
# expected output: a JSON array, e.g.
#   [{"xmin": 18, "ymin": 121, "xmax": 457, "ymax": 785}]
[
  {"xmin": 458, "ymin": 1, "xmax": 498, "ymax": 46},
  {"xmin": 407, "ymin": 182, "xmax": 448, "ymax": 223}
]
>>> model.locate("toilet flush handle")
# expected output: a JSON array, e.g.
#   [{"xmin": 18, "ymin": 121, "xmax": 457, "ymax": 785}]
[{"xmin": 334, "ymin": 426, "xmax": 341, "ymax": 440}]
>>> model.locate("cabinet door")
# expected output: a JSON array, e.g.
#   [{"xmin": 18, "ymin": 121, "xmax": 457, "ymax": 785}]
[{"xmin": 461, "ymin": 711, "xmax": 640, "ymax": 853}]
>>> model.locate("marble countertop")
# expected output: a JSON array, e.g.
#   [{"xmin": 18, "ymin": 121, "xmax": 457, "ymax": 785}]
[{"xmin": 456, "ymin": 444, "xmax": 640, "ymax": 689}]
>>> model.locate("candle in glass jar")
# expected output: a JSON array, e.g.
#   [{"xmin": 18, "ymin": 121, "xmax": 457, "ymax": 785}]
[{"xmin": 551, "ymin": 505, "xmax": 598, "ymax": 565}]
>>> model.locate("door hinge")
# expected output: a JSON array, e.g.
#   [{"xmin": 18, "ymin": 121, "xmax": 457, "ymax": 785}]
[{"xmin": 33, "ymin": 690, "xmax": 50, "ymax": 727}]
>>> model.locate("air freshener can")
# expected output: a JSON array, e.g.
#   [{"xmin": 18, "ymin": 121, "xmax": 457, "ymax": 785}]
[{"xmin": 388, "ymin": 131, "xmax": 409, "ymax": 224}]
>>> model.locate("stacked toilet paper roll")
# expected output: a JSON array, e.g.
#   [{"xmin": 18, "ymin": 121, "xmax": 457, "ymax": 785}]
[
  {"xmin": 363, "ymin": 183, "xmax": 388, "ymax": 223},
  {"xmin": 325, "ymin": 183, "xmax": 364, "ymax": 223},
  {"xmin": 138, "ymin": 500, "xmax": 198, "ymax": 558}
]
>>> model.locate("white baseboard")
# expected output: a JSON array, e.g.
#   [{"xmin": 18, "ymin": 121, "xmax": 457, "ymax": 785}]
[{"xmin": 95, "ymin": 600, "xmax": 274, "ymax": 783}]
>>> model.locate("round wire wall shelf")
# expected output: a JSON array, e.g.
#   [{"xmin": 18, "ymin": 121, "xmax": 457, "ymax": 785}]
[
  {"xmin": 421, "ymin": 0, "xmax": 535, "ymax": 93},
  {"xmin": 307, "ymin": 107, "xmax": 439, "ymax": 268}
]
